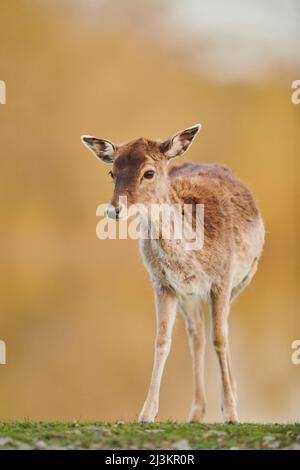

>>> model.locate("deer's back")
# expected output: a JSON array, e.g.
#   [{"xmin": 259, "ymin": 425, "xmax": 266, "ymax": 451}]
[
  {"xmin": 142, "ymin": 162, "xmax": 264, "ymax": 296},
  {"xmin": 169, "ymin": 162, "xmax": 262, "ymax": 243}
]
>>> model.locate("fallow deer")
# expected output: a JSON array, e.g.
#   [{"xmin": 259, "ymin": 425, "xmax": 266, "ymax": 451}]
[{"xmin": 81, "ymin": 124, "xmax": 264, "ymax": 423}]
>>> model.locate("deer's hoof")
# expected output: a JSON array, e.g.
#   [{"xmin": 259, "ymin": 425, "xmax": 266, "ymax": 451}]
[
  {"xmin": 138, "ymin": 416, "xmax": 156, "ymax": 424},
  {"xmin": 188, "ymin": 405, "xmax": 206, "ymax": 422},
  {"xmin": 138, "ymin": 411, "xmax": 157, "ymax": 424}
]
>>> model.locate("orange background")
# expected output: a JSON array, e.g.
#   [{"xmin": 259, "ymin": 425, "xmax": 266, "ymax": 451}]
[{"xmin": 0, "ymin": 0, "xmax": 299, "ymax": 422}]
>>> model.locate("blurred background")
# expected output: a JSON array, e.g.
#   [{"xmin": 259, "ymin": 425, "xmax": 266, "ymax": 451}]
[{"xmin": 0, "ymin": 0, "xmax": 299, "ymax": 422}]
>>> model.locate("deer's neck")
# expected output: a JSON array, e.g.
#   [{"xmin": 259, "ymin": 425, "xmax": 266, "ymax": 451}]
[{"xmin": 138, "ymin": 182, "xmax": 188, "ymax": 246}]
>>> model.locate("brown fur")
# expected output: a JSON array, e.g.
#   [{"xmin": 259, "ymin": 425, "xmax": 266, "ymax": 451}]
[{"xmin": 82, "ymin": 127, "xmax": 265, "ymax": 423}]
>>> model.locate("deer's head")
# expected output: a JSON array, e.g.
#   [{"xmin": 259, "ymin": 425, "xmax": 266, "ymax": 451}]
[{"xmin": 81, "ymin": 124, "xmax": 201, "ymax": 218}]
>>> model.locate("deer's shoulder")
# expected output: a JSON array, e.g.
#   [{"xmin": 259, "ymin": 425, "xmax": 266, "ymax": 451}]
[
  {"xmin": 168, "ymin": 161, "xmax": 252, "ymax": 201},
  {"xmin": 168, "ymin": 161, "xmax": 260, "ymax": 227}
]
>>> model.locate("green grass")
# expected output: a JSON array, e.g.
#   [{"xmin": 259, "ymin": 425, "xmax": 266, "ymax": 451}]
[{"xmin": 0, "ymin": 422, "xmax": 299, "ymax": 450}]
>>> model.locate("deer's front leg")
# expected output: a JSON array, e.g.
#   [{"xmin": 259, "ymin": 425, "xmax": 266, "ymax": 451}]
[{"xmin": 138, "ymin": 286, "xmax": 177, "ymax": 423}]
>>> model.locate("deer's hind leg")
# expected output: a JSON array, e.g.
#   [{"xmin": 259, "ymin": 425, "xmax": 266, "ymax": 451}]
[
  {"xmin": 179, "ymin": 296, "xmax": 206, "ymax": 422},
  {"xmin": 210, "ymin": 284, "xmax": 238, "ymax": 423},
  {"xmin": 230, "ymin": 257, "xmax": 258, "ymax": 304}
]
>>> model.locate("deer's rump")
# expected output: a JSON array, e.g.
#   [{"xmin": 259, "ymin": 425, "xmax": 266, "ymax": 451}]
[{"xmin": 167, "ymin": 161, "xmax": 265, "ymax": 290}]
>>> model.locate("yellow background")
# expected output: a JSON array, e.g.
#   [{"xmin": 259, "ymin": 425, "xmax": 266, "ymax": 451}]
[{"xmin": 0, "ymin": 1, "xmax": 299, "ymax": 422}]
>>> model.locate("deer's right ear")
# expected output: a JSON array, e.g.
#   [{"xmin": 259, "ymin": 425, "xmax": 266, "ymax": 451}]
[{"xmin": 81, "ymin": 136, "xmax": 117, "ymax": 163}]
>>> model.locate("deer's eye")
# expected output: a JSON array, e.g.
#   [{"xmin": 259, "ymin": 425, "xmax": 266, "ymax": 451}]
[
  {"xmin": 143, "ymin": 170, "xmax": 155, "ymax": 180},
  {"xmin": 108, "ymin": 170, "xmax": 114, "ymax": 179}
]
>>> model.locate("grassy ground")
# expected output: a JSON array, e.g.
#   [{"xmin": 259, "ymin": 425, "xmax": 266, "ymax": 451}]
[{"xmin": 0, "ymin": 422, "xmax": 300, "ymax": 450}]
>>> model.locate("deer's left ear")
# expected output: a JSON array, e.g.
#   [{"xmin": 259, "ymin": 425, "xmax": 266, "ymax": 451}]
[
  {"xmin": 81, "ymin": 136, "xmax": 117, "ymax": 163},
  {"xmin": 160, "ymin": 124, "xmax": 202, "ymax": 159}
]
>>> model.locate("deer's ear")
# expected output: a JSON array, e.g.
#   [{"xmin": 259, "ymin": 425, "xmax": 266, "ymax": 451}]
[
  {"xmin": 81, "ymin": 136, "xmax": 117, "ymax": 163},
  {"xmin": 160, "ymin": 124, "xmax": 201, "ymax": 159}
]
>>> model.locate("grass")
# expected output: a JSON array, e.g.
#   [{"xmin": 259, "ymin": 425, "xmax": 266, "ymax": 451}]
[{"xmin": 0, "ymin": 422, "xmax": 300, "ymax": 450}]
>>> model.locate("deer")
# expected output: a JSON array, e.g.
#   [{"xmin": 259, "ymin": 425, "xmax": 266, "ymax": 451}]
[{"xmin": 81, "ymin": 124, "xmax": 265, "ymax": 423}]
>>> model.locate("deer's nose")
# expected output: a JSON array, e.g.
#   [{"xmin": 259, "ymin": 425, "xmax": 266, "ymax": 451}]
[{"xmin": 106, "ymin": 204, "xmax": 123, "ymax": 219}]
